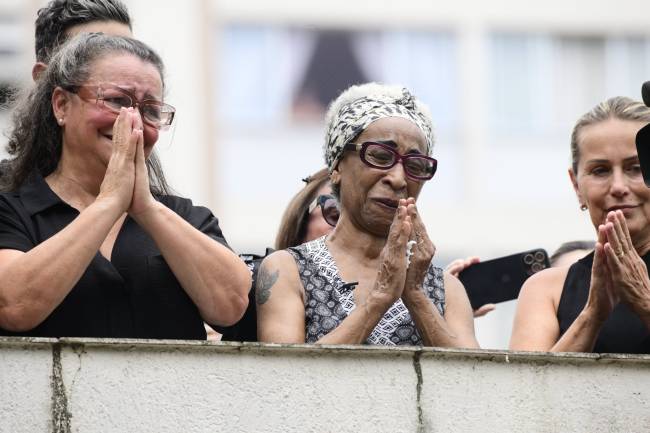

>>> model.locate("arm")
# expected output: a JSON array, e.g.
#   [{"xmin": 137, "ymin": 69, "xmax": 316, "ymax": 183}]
[
  {"xmin": 127, "ymin": 116, "xmax": 249, "ymax": 327},
  {"xmin": 133, "ymin": 201, "xmax": 250, "ymax": 327},
  {"xmin": 403, "ymin": 272, "xmax": 479, "ymax": 348},
  {"xmin": 0, "ymin": 201, "xmax": 124, "ymax": 331},
  {"xmin": 400, "ymin": 198, "xmax": 479, "ymax": 348},
  {"xmin": 255, "ymin": 250, "xmax": 407, "ymax": 345},
  {"xmin": 509, "ymin": 242, "xmax": 615, "ymax": 353},
  {"xmin": 0, "ymin": 108, "xmax": 139, "ymax": 331},
  {"xmin": 257, "ymin": 203, "xmax": 412, "ymax": 345},
  {"xmin": 255, "ymin": 251, "xmax": 307, "ymax": 343}
]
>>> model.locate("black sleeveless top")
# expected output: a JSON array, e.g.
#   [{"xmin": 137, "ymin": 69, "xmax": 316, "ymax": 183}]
[{"xmin": 557, "ymin": 252, "xmax": 650, "ymax": 354}]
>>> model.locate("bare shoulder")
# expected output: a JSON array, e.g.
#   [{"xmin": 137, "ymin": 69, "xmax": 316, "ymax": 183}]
[
  {"xmin": 518, "ymin": 265, "xmax": 571, "ymax": 309},
  {"xmin": 260, "ymin": 249, "xmax": 297, "ymax": 270},
  {"xmin": 256, "ymin": 250, "xmax": 303, "ymax": 305}
]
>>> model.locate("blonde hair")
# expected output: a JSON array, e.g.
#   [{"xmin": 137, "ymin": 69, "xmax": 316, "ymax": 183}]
[{"xmin": 571, "ymin": 96, "xmax": 650, "ymax": 174}]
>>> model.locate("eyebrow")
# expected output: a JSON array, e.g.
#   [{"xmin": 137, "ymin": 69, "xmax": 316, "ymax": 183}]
[
  {"xmin": 113, "ymin": 84, "xmax": 162, "ymax": 101},
  {"xmin": 374, "ymin": 140, "xmax": 423, "ymax": 155},
  {"xmin": 584, "ymin": 156, "xmax": 639, "ymax": 165}
]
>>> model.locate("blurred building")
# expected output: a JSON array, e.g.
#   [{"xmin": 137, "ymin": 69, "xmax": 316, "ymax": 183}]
[{"xmin": 1, "ymin": 0, "xmax": 650, "ymax": 347}]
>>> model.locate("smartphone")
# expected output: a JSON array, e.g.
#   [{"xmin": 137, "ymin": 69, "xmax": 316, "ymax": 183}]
[
  {"xmin": 458, "ymin": 248, "xmax": 550, "ymax": 310},
  {"xmin": 635, "ymin": 121, "xmax": 650, "ymax": 187}
]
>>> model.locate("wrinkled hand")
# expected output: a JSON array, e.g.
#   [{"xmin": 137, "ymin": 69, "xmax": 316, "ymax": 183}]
[
  {"xmin": 370, "ymin": 201, "xmax": 413, "ymax": 305},
  {"xmin": 602, "ymin": 210, "xmax": 650, "ymax": 318},
  {"xmin": 97, "ymin": 107, "xmax": 140, "ymax": 212},
  {"xmin": 586, "ymin": 224, "xmax": 619, "ymax": 322},
  {"xmin": 402, "ymin": 198, "xmax": 436, "ymax": 300}
]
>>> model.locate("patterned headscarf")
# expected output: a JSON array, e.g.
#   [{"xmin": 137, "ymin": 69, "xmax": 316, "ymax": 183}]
[{"xmin": 324, "ymin": 83, "xmax": 434, "ymax": 172}]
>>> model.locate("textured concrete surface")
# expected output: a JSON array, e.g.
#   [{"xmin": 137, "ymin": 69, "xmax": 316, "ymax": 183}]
[
  {"xmin": 0, "ymin": 339, "xmax": 53, "ymax": 433},
  {"xmin": 0, "ymin": 338, "xmax": 649, "ymax": 433}
]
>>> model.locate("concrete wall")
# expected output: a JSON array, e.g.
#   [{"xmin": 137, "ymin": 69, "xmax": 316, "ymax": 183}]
[{"xmin": 2, "ymin": 337, "xmax": 649, "ymax": 433}]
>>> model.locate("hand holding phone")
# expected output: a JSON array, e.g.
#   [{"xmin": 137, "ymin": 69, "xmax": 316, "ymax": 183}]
[{"xmin": 458, "ymin": 249, "xmax": 550, "ymax": 310}]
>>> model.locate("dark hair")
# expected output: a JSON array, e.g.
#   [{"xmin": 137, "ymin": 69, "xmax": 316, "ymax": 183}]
[
  {"xmin": 2, "ymin": 33, "xmax": 170, "ymax": 194},
  {"xmin": 550, "ymin": 240, "xmax": 595, "ymax": 266},
  {"xmin": 35, "ymin": 0, "xmax": 132, "ymax": 63},
  {"xmin": 570, "ymin": 96, "xmax": 650, "ymax": 174},
  {"xmin": 275, "ymin": 168, "xmax": 330, "ymax": 250}
]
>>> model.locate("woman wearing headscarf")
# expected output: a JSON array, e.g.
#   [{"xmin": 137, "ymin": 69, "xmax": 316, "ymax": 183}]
[{"xmin": 256, "ymin": 83, "xmax": 478, "ymax": 347}]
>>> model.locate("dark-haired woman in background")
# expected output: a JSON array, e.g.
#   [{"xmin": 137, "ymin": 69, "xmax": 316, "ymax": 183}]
[{"xmin": 0, "ymin": 34, "xmax": 250, "ymax": 339}]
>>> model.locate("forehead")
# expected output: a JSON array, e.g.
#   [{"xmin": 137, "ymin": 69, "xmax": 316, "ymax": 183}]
[
  {"xmin": 577, "ymin": 118, "xmax": 645, "ymax": 161},
  {"xmin": 64, "ymin": 20, "xmax": 132, "ymax": 39},
  {"xmin": 357, "ymin": 117, "xmax": 428, "ymax": 153},
  {"xmin": 86, "ymin": 53, "xmax": 163, "ymax": 97}
]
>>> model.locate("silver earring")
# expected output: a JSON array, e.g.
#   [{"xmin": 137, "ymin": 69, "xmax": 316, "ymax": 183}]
[{"xmin": 580, "ymin": 204, "xmax": 588, "ymax": 211}]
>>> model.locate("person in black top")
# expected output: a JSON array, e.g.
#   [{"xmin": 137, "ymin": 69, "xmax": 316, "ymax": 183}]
[
  {"xmin": 0, "ymin": 33, "xmax": 250, "ymax": 339},
  {"xmin": 511, "ymin": 97, "xmax": 650, "ymax": 353}
]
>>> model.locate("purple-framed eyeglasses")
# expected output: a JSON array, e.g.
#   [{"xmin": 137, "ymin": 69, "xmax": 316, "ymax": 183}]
[
  {"xmin": 344, "ymin": 141, "xmax": 437, "ymax": 181},
  {"xmin": 67, "ymin": 83, "xmax": 175, "ymax": 130}
]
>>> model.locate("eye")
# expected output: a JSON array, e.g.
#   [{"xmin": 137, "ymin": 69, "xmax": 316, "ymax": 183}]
[
  {"xmin": 102, "ymin": 95, "xmax": 132, "ymax": 109},
  {"xmin": 142, "ymin": 104, "xmax": 162, "ymax": 121},
  {"xmin": 365, "ymin": 145, "xmax": 394, "ymax": 166},
  {"xmin": 404, "ymin": 158, "xmax": 431, "ymax": 176},
  {"xmin": 590, "ymin": 166, "xmax": 609, "ymax": 176},
  {"xmin": 626, "ymin": 164, "xmax": 642, "ymax": 176}
]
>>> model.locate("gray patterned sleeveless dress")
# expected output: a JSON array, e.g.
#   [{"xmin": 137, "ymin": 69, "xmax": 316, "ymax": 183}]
[{"xmin": 287, "ymin": 236, "xmax": 446, "ymax": 345}]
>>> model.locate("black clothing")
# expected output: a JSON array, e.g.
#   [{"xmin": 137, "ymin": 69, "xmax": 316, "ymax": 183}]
[
  {"xmin": 0, "ymin": 175, "xmax": 228, "ymax": 340},
  {"xmin": 220, "ymin": 248, "xmax": 274, "ymax": 342},
  {"xmin": 558, "ymin": 252, "xmax": 650, "ymax": 354}
]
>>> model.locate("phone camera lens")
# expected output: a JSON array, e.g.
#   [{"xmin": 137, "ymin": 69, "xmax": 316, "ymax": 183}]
[
  {"xmin": 534, "ymin": 251, "xmax": 545, "ymax": 262},
  {"xmin": 531, "ymin": 262, "xmax": 544, "ymax": 273},
  {"xmin": 523, "ymin": 254, "xmax": 534, "ymax": 265}
]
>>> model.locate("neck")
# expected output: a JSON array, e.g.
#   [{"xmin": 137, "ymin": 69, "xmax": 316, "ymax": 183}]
[
  {"xmin": 45, "ymin": 151, "xmax": 104, "ymax": 209},
  {"xmin": 327, "ymin": 213, "xmax": 388, "ymax": 261}
]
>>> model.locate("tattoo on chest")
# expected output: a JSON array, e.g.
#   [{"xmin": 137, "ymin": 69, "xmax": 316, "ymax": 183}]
[{"xmin": 256, "ymin": 268, "xmax": 279, "ymax": 305}]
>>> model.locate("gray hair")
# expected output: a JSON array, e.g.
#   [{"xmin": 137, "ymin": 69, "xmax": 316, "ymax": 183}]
[
  {"xmin": 323, "ymin": 82, "xmax": 435, "ymax": 173},
  {"xmin": 2, "ymin": 33, "xmax": 170, "ymax": 194},
  {"xmin": 571, "ymin": 96, "xmax": 650, "ymax": 174}
]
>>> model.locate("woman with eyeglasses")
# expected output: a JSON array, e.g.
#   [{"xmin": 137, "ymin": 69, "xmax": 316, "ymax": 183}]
[
  {"xmin": 0, "ymin": 33, "xmax": 250, "ymax": 339},
  {"xmin": 219, "ymin": 168, "xmax": 339, "ymax": 342},
  {"xmin": 275, "ymin": 168, "xmax": 339, "ymax": 250},
  {"xmin": 256, "ymin": 83, "xmax": 479, "ymax": 347}
]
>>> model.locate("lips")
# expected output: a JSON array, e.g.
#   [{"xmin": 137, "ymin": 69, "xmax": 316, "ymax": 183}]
[
  {"xmin": 372, "ymin": 198, "xmax": 400, "ymax": 209},
  {"xmin": 606, "ymin": 205, "xmax": 639, "ymax": 212}
]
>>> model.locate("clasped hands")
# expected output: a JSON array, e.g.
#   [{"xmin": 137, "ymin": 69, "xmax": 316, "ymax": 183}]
[
  {"xmin": 97, "ymin": 107, "xmax": 158, "ymax": 219},
  {"xmin": 371, "ymin": 197, "xmax": 436, "ymax": 307},
  {"xmin": 589, "ymin": 210, "xmax": 650, "ymax": 323}
]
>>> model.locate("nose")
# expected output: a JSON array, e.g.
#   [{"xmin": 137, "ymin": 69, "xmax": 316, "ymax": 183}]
[
  {"xmin": 381, "ymin": 160, "xmax": 408, "ymax": 191},
  {"xmin": 610, "ymin": 168, "xmax": 630, "ymax": 197}
]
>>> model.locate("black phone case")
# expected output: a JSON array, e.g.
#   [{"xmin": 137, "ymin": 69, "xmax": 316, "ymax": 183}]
[
  {"xmin": 635, "ymin": 122, "xmax": 650, "ymax": 187},
  {"xmin": 458, "ymin": 248, "xmax": 550, "ymax": 310}
]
